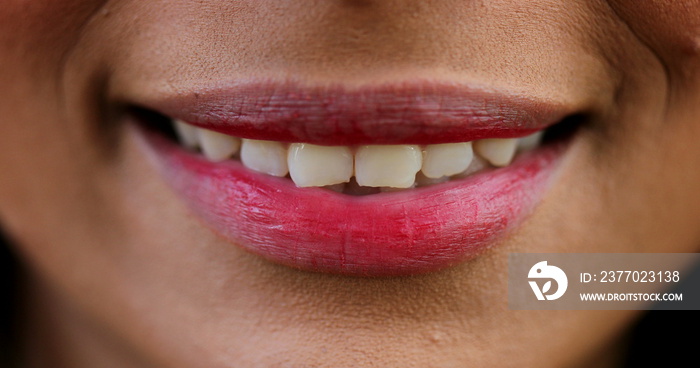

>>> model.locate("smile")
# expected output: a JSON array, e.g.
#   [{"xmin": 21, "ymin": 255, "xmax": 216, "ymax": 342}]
[
  {"xmin": 170, "ymin": 120, "xmax": 544, "ymax": 193},
  {"xmin": 132, "ymin": 81, "xmax": 581, "ymax": 276}
]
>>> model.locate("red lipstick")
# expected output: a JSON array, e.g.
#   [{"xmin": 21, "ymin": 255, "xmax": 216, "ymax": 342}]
[
  {"xmin": 142, "ymin": 81, "xmax": 567, "ymax": 145},
  {"xmin": 135, "ymin": 81, "xmax": 571, "ymax": 276}
]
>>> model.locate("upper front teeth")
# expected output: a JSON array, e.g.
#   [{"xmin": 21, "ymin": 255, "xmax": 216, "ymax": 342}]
[
  {"xmin": 288, "ymin": 143, "xmax": 353, "ymax": 187},
  {"xmin": 171, "ymin": 121, "xmax": 544, "ymax": 190},
  {"xmin": 355, "ymin": 145, "xmax": 423, "ymax": 188}
]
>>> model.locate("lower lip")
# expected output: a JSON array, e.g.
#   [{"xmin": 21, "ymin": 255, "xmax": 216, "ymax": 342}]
[{"xmin": 137, "ymin": 126, "xmax": 565, "ymax": 276}]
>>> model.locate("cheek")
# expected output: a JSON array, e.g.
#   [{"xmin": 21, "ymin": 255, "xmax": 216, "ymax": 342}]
[
  {"xmin": 608, "ymin": 1, "xmax": 700, "ymax": 63},
  {"xmin": 0, "ymin": 1, "xmax": 109, "ymax": 75},
  {"xmin": 0, "ymin": 1, "xmax": 114, "ymax": 249}
]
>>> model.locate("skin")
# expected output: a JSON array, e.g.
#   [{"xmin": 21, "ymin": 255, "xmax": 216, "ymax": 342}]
[{"xmin": 1, "ymin": 0, "xmax": 699, "ymax": 367}]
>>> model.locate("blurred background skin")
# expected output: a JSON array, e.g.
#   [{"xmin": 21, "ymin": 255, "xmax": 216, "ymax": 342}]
[{"xmin": 0, "ymin": 1, "xmax": 699, "ymax": 367}]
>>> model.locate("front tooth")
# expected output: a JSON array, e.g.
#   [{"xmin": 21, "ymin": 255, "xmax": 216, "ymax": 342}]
[
  {"xmin": 240, "ymin": 139, "xmax": 289, "ymax": 177},
  {"xmin": 421, "ymin": 142, "xmax": 474, "ymax": 179},
  {"xmin": 474, "ymin": 138, "xmax": 517, "ymax": 167},
  {"xmin": 518, "ymin": 131, "xmax": 544, "ymax": 152},
  {"xmin": 173, "ymin": 120, "xmax": 199, "ymax": 148},
  {"xmin": 355, "ymin": 145, "xmax": 422, "ymax": 188},
  {"xmin": 288, "ymin": 143, "xmax": 353, "ymax": 187},
  {"xmin": 197, "ymin": 128, "xmax": 241, "ymax": 161}
]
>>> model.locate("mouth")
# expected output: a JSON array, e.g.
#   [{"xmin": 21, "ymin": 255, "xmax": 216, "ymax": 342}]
[{"xmin": 129, "ymin": 81, "xmax": 582, "ymax": 276}]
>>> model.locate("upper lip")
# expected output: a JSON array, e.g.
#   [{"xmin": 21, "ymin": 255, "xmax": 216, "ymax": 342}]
[{"xmin": 139, "ymin": 80, "xmax": 570, "ymax": 145}]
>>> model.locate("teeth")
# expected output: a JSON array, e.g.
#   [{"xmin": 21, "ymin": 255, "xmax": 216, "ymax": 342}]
[
  {"xmin": 172, "ymin": 123, "xmax": 550, "ymax": 192},
  {"xmin": 197, "ymin": 128, "xmax": 241, "ymax": 161},
  {"xmin": 518, "ymin": 131, "xmax": 544, "ymax": 152},
  {"xmin": 355, "ymin": 145, "xmax": 422, "ymax": 188},
  {"xmin": 473, "ymin": 138, "xmax": 518, "ymax": 167},
  {"xmin": 421, "ymin": 142, "xmax": 474, "ymax": 179},
  {"xmin": 173, "ymin": 120, "xmax": 200, "ymax": 148},
  {"xmin": 288, "ymin": 143, "xmax": 353, "ymax": 187},
  {"xmin": 240, "ymin": 139, "xmax": 289, "ymax": 177}
]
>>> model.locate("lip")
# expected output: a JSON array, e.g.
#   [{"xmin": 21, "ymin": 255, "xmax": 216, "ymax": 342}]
[
  {"xmin": 134, "ymin": 81, "xmax": 572, "ymax": 276},
  {"xmin": 139, "ymin": 80, "xmax": 568, "ymax": 145}
]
